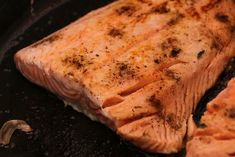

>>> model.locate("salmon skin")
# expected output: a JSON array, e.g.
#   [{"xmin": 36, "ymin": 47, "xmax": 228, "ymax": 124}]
[
  {"xmin": 14, "ymin": 0, "xmax": 235, "ymax": 154},
  {"xmin": 186, "ymin": 78, "xmax": 235, "ymax": 157}
]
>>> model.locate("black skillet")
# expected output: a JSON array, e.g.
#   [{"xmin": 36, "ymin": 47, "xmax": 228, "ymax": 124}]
[{"xmin": 0, "ymin": 0, "xmax": 234, "ymax": 157}]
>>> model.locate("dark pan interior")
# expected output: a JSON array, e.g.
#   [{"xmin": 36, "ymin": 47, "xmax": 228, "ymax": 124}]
[{"xmin": 0, "ymin": 0, "xmax": 234, "ymax": 157}]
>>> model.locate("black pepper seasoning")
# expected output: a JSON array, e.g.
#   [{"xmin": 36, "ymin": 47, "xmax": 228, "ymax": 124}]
[
  {"xmin": 170, "ymin": 48, "xmax": 181, "ymax": 57},
  {"xmin": 197, "ymin": 50, "xmax": 205, "ymax": 59},
  {"xmin": 215, "ymin": 13, "xmax": 229, "ymax": 23},
  {"xmin": 154, "ymin": 59, "xmax": 161, "ymax": 64}
]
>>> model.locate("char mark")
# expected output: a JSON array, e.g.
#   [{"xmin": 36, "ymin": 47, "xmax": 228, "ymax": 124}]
[
  {"xmin": 231, "ymin": 26, "xmax": 235, "ymax": 33},
  {"xmin": 161, "ymin": 37, "xmax": 179, "ymax": 51},
  {"xmin": 167, "ymin": 13, "xmax": 185, "ymax": 26},
  {"xmin": 148, "ymin": 95, "xmax": 162, "ymax": 109},
  {"xmin": 115, "ymin": 4, "xmax": 136, "ymax": 16},
  {"xmin": 215, "ymin": 13, "xmax": 230, "ymax": 23},
  {"xmin": 197, "ymin": 50, "xmax": 205, "ymax": 59},
  {"xmin": 166, "ymin": 113, "xmax": 182, "ymax": 130},
  {"xmin": 151, "ymin": 2, "xmax": 170, "ymax": 14},
  {"xmin": 224, "ymin": 108, "xmax": 235, "ymax": 119},
  {"xmin": 186, "ymin": 7, "xmax": 200, "ymax": 19},
  {"xmin": 201, "ymin": 0, "xmax": 222, "ymax": 12},
  {"xmin": 154, "ymin": 59, "xmax": 161, "ymax": 64},
  {"xmin": 170, "ymin": 48, "xmax": 181, "ymax": 57},
  {"xmin": 108, "ymin": 28, "xmax": 124, "ymax": 39},
  {"xmin": 148, "ymin": 95, "xmax": 164, "ymax": 118}
]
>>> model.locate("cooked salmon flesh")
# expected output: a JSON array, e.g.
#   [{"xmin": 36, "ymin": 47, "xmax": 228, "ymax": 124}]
[
  {"xmin": 14, "ymin": 0, "xmax": 235, "ymax": 154},
  {"xmin": 186, "ymin": 78, "xmax": 235, "ymax": 157}
]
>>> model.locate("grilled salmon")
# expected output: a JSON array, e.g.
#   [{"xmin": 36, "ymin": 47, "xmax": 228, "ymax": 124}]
[
  {"xmin": 186, "ymin": 78, "xmax": 235, "ymax": 157},
  {"xmin": 14, "ymin": 0, "xmax": 235, "ymax": 153}
]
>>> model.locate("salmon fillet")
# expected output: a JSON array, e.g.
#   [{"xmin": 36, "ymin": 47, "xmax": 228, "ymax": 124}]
[
  {"xmin": 14, "ymin": 0, "xmax": 235, "ymax": 153},
  {"xmin": 186, "ymin": 78, "xmax": 235, "ymax": 157}
]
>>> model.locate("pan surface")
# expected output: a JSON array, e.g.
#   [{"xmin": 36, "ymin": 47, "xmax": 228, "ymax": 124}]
[{"xmin": 0, "ymin": 0, "xmax": 234, "ymax": 157}]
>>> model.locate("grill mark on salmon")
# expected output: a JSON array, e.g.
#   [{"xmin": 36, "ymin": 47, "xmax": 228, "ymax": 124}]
[
  {"xmin": 108, "ymin": 27, "xmax": 125, "ymax": 38},
  {"xmin": 185, "ymin": 7, "xmax": 201, "ymax": 19},
  {"xmin": 14, "ymin": 0, "xmax": 235, "ymax": 154},
  {"xmin": 59, "ymin": 9, "xmax": 181, "ymax": 79},
  {"xmin": 215, "ymin": 12, "xmax": 230, "ymax": 23},
  {"xmin": 115, "ymin": 3, "xmax": 137, "ymax": 16},
  {"xmin": 151, "ymin": 2, "xmax": 170, "ymax": 14},
  {"xmin": 93, "ymin": 14, "xmax": 184, "ymax": 67},
  {"xmin": 201, "ymin": 0, "xmax": 222, "ymax": 12}
]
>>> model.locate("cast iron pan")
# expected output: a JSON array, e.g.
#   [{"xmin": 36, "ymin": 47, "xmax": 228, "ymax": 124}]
[{"xmin": 0, "ymin": 1, "xmax": 234, "ymax": 157}]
